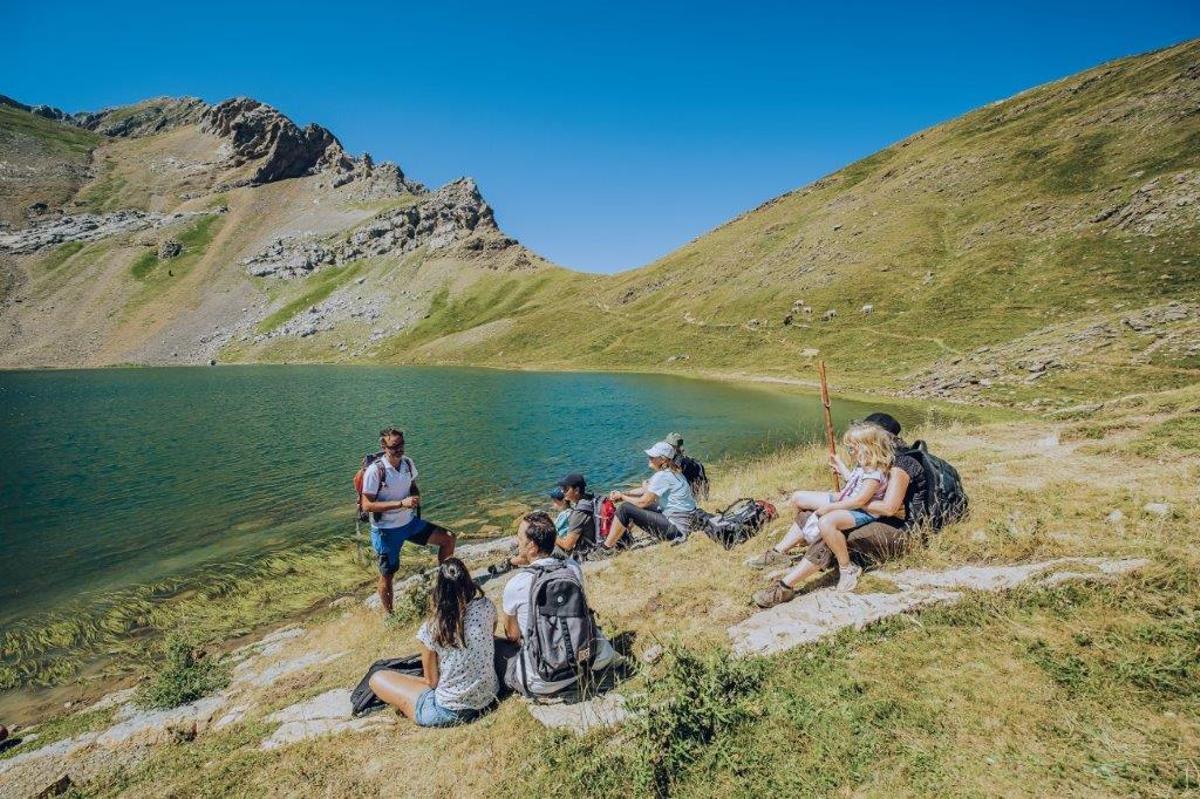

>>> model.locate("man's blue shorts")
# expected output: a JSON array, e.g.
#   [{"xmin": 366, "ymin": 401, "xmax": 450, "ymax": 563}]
[{"xmin": 370, "ymin": 517, "xmax": 433, "ymax": 576}]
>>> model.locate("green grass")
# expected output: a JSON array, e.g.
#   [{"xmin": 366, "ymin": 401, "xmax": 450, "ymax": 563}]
[
  {"xmin": 78, "ymin": 157, "xmax": 129, "ymax": 212},
  {"xmin": 38, "ymin": 241, "xmax": 84, "ymax": 272},
  {"xmin": 0, "ymin": 104, "xmax": 100, "ymax": 159},
  {"xmin": 135, "ymin": 633, "xmax": 230, "ymax": 710},
  {"xmin": 128, "ymin": 214, "xmax": 220, "ymax": 290},
  {"xmin": 255, "ymin": 261, "xmax": 367, "ymax": 333},
  {"xmin": 129, "ymin": 248, "xmax": 158, "ymax": 279},
  {"xmin": 517, "ymin": 569, "xmax": 1199, "ymax": 798}
]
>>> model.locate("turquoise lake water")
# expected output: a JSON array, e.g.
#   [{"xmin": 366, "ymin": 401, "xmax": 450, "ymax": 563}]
[{"xmin": 0, "ymin": 366, "xmax": 902, "ymax": 629}]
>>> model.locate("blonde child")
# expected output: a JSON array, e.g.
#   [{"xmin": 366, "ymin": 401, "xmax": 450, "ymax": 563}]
[{"xmin": 747, "ymin": 423, "xmax": 895, "ymax": 593}]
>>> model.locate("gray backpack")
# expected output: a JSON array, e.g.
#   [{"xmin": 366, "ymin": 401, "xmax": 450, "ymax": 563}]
[{"xmin": 516, "ymin": 562, "xmax": 599, "ymax": 694}]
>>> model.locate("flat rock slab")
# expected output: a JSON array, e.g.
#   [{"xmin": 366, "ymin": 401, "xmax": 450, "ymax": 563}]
[
  {"xmin": 260, "ymin": 689, "xmax": 392, "ymax": 750},
  {"xmin": 232, "ymin": 650, "xmax": 345, "ymax": 688},
  {"xmin": 730, "ymin": 557, "xmax": 1148, "ymax": 657},
  {"xmin": 526, "ymin": 694, "xmax": 628, "ymax": 734}
]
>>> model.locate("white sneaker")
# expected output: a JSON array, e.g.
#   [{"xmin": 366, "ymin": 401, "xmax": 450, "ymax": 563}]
[{"xmin": 836, "ymin": 563, "xmax": 862, "ymax": 593}]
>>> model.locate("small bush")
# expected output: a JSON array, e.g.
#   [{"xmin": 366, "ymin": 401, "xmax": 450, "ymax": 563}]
[
  {"xmin": 626, "ymin": 644, "xmax": 766, "ymax": 796},
  {"xmin": 136, "ymin": 633, "xmax": 229, "ymax": 709}
]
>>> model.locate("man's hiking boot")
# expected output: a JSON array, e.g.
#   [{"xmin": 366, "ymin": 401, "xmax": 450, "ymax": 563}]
[
  {"xmin": 752, "ymin": 580, "xmax": 797, "ymax": 609},
  {"xmin": 836, "ymin": 563, "xmax": 862, "ymax": 592},
  {"xmin": 745, "ymin": 549, "xmax": 790, "ymax": 569},
  {"xmin": 487, "ymin": 560, "xmax": 514, "ymax": 578}
]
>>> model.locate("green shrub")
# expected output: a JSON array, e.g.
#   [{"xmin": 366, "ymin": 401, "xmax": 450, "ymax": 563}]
[
  {"xmin": 626, "ymin": 644, "xmax": 766, "ymax": 796},
  {"xmin": 136, "ymin": 633, "xmax": 229, "ymax": 709}
]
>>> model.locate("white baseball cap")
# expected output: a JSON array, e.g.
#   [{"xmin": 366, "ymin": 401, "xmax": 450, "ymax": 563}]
[{"xmin": 645, "ymin": 441, "xmax": 675, "ymax": 459}]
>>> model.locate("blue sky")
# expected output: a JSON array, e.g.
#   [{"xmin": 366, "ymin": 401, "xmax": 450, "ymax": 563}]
[{"xmin": 5, "ymin": 1, "xmax": 1197, "ymax": 272}]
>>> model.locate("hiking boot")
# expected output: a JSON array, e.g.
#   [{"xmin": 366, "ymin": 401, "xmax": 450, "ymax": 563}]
[
  {"xmin": 745, "ymin": 549, "xmax": 790, "ymax": 569},
  {"xmin": 752, "ymin": 580, "xmax": 797, "ymax": 609},
  {"xmin": 836, "ymin": 563, "xmax": 862, "ymax": 593},
  {"xmin": 487, "ymin": 560, "xmax": 514, "ymax": 578}
]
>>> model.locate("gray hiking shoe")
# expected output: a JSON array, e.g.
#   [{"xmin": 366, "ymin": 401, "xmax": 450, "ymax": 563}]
[
  {"xmin": 836, "ymin": 563, "xmax": 862, "ymax": 593},
  {"xmin": 745, "ymin": 549, "xmax": 791, "ymax": 569},
  {"xmin": 752, "ymin": 580, "xmax": 797, "ymax": 609}
]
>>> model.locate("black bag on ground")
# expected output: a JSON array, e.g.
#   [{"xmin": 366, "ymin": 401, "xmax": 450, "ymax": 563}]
[
  {"xmin": 902, "ymin": 440, "xmax": 968, "ymax": 531},
  {"xmin": 701, "ymin": 498, "xmax": 777, "ymax": 550},
  {"xmin": 350, "ymin": 654, "xmax": 424, "ymax": 717}
]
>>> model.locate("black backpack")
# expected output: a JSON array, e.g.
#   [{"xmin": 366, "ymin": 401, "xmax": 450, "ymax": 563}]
[
  {"xmin": 679, "ymin": 456, "xmax": 710, "ymax": 501},
  {"xmin": 514, "ymin": 562, "xmax": 600, "ymax": 695},
  {"xmin": 350, "ymin": 654, "xmax": 424, "ymax": 716},
  {"xmin": 700, "ymin": 498, "xmax": 777, "ymax": 550},
  {"xmin": 902, "ymin": 440, "xmax": 968, "ymax": 531}
]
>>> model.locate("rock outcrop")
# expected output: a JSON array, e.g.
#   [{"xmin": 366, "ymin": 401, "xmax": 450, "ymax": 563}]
[
  {"xmin": 0, "ymin": 210, "xmax": 210, "ymax": 255},
  {"xmin": 71, "ymin": 98, "xmax": 209, "ymax": 138},
  {"xmin": 243, "ymin": 178, "xmax": 517, "ymax": 278},
  {"xmin": 200, "ymin": 98, "xmax": 353, "ymax": 188}
]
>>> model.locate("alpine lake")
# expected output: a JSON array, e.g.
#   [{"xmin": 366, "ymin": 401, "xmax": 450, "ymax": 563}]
[{"xmin": 0, "ymin": 365, "xmax": 921, "ymax": 713}]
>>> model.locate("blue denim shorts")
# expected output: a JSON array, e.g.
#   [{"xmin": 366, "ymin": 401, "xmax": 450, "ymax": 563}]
[
  {"xmin": 414, "ymin": 689, "xmax": 478, "ymax": 728},
  {"xmin": 847, "ymin": 510, "xmax": 877, "ymax": 529},
  {"xmin": 370, "ymin": 517, "xmax": 432, "ymax": 576}
]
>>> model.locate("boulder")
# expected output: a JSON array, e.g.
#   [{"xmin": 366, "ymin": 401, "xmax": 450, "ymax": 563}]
[{"xmin": 158, "ymin": 239, "xmax": 182, "ymax": 259}]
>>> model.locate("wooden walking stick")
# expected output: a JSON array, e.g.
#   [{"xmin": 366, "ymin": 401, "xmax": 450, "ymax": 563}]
[{"xmin": 817, "ymin": 360, "xmax": 841, "ymax": 492}]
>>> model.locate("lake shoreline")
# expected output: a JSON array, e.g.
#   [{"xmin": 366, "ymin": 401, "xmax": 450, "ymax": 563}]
[{"xmin": 0, "ymin": 364, "xmax": 984, "ymax": 729}]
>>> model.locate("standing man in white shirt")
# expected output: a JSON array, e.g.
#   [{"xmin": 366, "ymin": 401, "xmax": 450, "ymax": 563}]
[{"xmin": 360, "ymin": 427, "xmax": 456, "ymax": 614}]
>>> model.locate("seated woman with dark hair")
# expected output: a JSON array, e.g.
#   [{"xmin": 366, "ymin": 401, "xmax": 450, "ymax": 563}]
[{"xmin": 368, "ymin": 557, "xmax": 498, "ymax": 726}]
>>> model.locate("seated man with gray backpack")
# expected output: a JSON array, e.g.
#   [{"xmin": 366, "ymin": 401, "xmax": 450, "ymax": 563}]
[{"xmin": 498, "ymin": 512, "xmax": 617, "ymax": 699}]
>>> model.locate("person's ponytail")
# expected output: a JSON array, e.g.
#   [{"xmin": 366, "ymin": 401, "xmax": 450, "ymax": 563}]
[{"xmin": 430, "ymin": 557, "xmax": 477, "ymax": 648}]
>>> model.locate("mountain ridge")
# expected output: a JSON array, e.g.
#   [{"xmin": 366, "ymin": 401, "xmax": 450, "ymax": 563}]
[{"xmin": 1, "ymin": 39, "xmax": 1197, "ymax": 409}]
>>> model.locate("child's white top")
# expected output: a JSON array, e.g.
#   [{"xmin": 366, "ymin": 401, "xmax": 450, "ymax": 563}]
[{"xmin": 838, "ymin": 466, "xmax": 889, "ymax": 504}]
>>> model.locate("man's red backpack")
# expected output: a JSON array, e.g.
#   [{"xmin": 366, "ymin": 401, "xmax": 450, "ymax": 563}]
[{"xmin": 353, "ymin": 453, "xmax": 414, "ymax": 523}]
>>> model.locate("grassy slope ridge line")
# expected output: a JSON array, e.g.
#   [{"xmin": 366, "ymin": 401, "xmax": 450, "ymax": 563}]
[
  {"xmin": 350, "ymin": 39, "xmax": 1199, "ymax": 407},
  {"xmin": 46, "ymin": 385, "xmax": 1199, "ymax": 798}
]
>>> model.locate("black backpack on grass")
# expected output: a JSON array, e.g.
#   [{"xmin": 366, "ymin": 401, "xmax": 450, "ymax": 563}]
[
  {"xmin": 701, "ymin": 498, "xmax": 777, "ymax": 550},
  {"xmin": 902, "ymin": 440, "xmax": 968, "ymax": 531}
]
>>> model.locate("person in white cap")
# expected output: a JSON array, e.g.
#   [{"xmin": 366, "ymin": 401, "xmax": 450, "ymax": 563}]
[{"xmin": 601, "ymin": 441, "xmax": 699, "ymax": 549}]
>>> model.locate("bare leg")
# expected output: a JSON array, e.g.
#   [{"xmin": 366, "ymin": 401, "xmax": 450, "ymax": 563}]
[
  {"xmin": 770, "ymin": 492, "xmax": 828, "ymax": 554},
  {"xmin": 425, "ymin": 528, "xmax": 456, "ymax": 563},
  {"xmin": 368, "ymin": 671, "xmax": 430, "ymax": 719},
  {"xmin": 774, "ymin": 520, "xmax": 810, "ymax": 554},
  {"xmin": 377, "ymin": 573, "xmax": 394, "ymax": 615},
  {"xmin": 604, "ymin": 514, "xmax": 628, "ymax": 548},
  {"xmin": 780, "ymin": 556, "xmax": 821, "ymax": 588},
  {"xmin": 817, "ymin": 510, "xmax": 857, "ymax": 567},
  {"xmin": 789, "ymin": 490, "xmax": 832, "ymax": 512}
]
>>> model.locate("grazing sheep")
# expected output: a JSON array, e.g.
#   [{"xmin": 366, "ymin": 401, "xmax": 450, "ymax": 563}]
[
  {"xmin": 822, "ymin": 309, "xmax": 838, "ymax": 322},
  {"xmin": 861, "ymin": 304, "xmax": 874, "ymax": 315}
]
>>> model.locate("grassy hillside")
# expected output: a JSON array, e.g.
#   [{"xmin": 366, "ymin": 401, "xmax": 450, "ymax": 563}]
[
  {"xmin": 0, "ymin": 103, "xmax": 100, "ymax": 227},
  {"xmin": 14, "ymin": 383, "xmax": 1193, "ymax": 798},
  {"xmin": 4, "ymin": 41, "xmax": 1196, "ymax": 409},
  {"xmin": 346, "ymin": 39, "xmax": 1198, "ymax": 407}
]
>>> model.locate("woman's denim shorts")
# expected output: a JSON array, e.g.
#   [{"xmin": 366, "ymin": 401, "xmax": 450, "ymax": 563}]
[{"xmin": 414, "ymin": 689, "xmax": 480, "ymax": 728}]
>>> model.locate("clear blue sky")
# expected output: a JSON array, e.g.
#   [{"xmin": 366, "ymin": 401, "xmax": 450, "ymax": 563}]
[{"xmin": 5, "ymin": 1, "xmax": 1197, "ymax": 272}]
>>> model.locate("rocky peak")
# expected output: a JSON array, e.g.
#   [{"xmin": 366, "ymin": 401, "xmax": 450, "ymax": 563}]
[
  {"xmin": 241, "ymin": 176, "xmax": 515, "ymax": 279},
  {"xmin": 71, "ymin": 97, "xmax": 209, "ymax": 137},
  {"xmin": 200, "ymin": 97, "xmax": 353, "ymax": 187}
]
